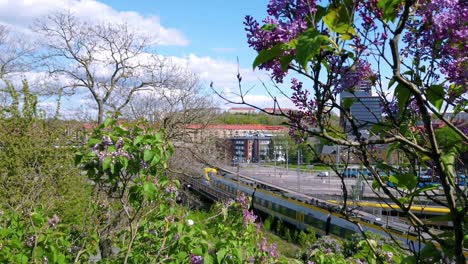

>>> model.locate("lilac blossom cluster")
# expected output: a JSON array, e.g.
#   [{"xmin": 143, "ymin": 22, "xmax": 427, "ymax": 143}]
[
  {"xmin": 259, "ymin": 237, "xmax": 279, "ymax": 258},
  {"xmin": 289, "ymin": 78, "xmax": 318, "ymax": 134},
  {"xmin": 92, "ymin": 136, "xmax": 132, "ymax": 167},
  {"xmin": 404, "ymin": 0, "xmax": 467, "ymax": 86},
  {"xmin": 244, "ymin": 0, "xmax": 317, "ymax": 82},
  {"xmin": 190, "ymin": 254, "xmax": 203, "ymax": 264},
  {"xmin": 309, "ymin": 236, "xmax": 342, "ymax": 255},
  {"xmin": 236, "ymin": 193, "xmax": 258, "ymax": 226},
  {"xmin": 333, "ymin": 59, "xmax": 376, "ymax": 94}
]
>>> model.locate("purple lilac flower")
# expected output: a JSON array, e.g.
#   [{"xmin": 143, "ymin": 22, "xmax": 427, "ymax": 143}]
[
  {"xmin": 47, "ymin": 214, "xmax": 59, "ymax": 228},
  {"xmin": 269, "ymin": 243, "xmax": 279, "ymax": 258},
  {"xmin": 190, "ymin": 254, "xmax": 203, "ymax": 264},
  {"xmin": 92, "ymin": 143, "xmax": 100, "ymax": 155},
  {"xmin": 115, "ymin": 137, "xmax": 124, "ymax": 149},
  {"xmin": 102, "ymin": 136, "xmax": 112, "ymax": 146},
  {"xmin": 244, "ymin": 0, "xmax": 317, "ymax": 82},
  {"xmin": 25, "ymin": 235, "xmax": 36, "ymax": 247},
  {"xmin": 243, "ymin": 209, "xmax": 257, "ymax": 226},
  {"xmin": 140, "ymin": 159, "xmax": 149, "ymax": 170},
  {"xmin": 404, "ymin": 0, "xmax": 467, "ymax": 86},
  {"xmin": 259, "ymin": 237, "xmax": 268, "ymax": 252},
  {"xmin": 236, "ymin": 192, "xmax": 250, "ymax": 210},
  {"xmin": 165, "ymin": 185, "xmax": 178, "ymax": 194},
  {"xmin": 386, "ymin": 251, "xmax": 393, "ymax": 262},
  {"xmin": 334, "ymin": 59, "xmax": 376, "ymax": 95}
]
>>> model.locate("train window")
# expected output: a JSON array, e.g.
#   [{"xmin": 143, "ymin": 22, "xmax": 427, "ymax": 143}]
[
  {"xmin": 343, "ymin": 229, "xmax": 354, "ymax": 239},
  {"xmin": 305, "ymin": 215, "xmax": 315, "ymax": 226},
  {"xmin": 315, "ymin": 220, "xmax": 324, "ymax": 229},
  {"xmin": 287, "ymin": 208, "xmax": 296, "ymax": 218},
  {"xmin": 254, "ymin": 197, "xmax": 261, "ymax": 204},
  {"xmin": 331, "ymin": 225, "xmax": 342, "ymax": 236}
]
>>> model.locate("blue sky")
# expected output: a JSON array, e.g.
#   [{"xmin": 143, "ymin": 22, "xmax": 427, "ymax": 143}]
[
  {"xmin": 0, "ymin": 0, "xmax": 296, "ymax": 114},
  {"xmin": 100, "ymin": 0, "xmax": 268, "ymax": 65}
]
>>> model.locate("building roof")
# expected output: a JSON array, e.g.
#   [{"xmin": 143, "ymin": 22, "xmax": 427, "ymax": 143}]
[
  {"xmin": 262, "ymin": 108, "xmax": 292, "ymax": 113},
  {"xmin": 229, "ymin": 107, "xmax": 256, "ymax": 111},
  {"xmin": 186, "ymin": 124, "xmax": 288, "ymax": 131}
]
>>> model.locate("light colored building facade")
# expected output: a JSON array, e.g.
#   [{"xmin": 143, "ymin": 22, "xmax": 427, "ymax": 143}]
[
  {"xmin": 227, "ymin": 107, "xmax": 257, "ymax": 114},
  {"xmin": 185, "ymin": 124, "xmax": 288, "ymax": 142}
]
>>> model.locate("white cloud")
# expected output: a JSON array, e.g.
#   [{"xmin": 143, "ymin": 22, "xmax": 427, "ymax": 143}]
[
  {"xmin": 170, "ymin": 53, "xmax": 260, "ymax": 92},
  {"xmin": 165, "ymin": 53, "xmax": 299, "ymax": 110},
  {"xmin": 0, "ymin": 0, "xmax": 188, "ymax": 46},
  {"xmin": 237, "ymin": 94, "xmax": 295, "ymax": 109}
]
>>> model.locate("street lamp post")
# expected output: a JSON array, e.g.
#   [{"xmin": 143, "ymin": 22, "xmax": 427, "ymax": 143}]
[{"xmin": 297, "ymin": 149, "xmax": 302, "ymax": 192}]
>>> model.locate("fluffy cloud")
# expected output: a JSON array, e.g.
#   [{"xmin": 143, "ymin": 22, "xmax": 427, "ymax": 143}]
[
  {"xmin": 0, "ymin": 0, "xmax": 188, "ymax": 46},
  {"xmin": 171, "ymin": 53, "xmax": 262, "ymax": 93}
]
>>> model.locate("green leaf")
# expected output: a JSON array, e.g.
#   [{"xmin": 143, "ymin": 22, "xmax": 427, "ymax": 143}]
[
  {"xmin": 261, "ymin": 23, "xmax": 277, "ymax": 32},
  {"xmin": 279, "ymin": 54, "xmax": 295, "ymax": 71},
  {"xmin": 134, "ymin": 135, "xmax": 144, "ymax": 145},
  {"xmin": 398, "ymin": 197, "xmax": 408, "ymax": 204},
  {"xmin": 407, "ymin": 184, "xmax": 439, "ymax": 198},
  {"xmin": 204, "ymin": 254, "xmax": 214, "ymax": 264},
  {"xmin": 74, "ymin": 152, "xmax": 83, "ymax": 166},
  {"xmin": 426, "ymin": 85, "xmax": 445, "ymax": 111},
  {"xmin": 389, "ymin": 173, "xmax": 417, "ymax": 190},
  {"xmin": 296, "ymin": 28, "xmax": 328, "ymax": 71},
  {"xmin": 323, "ymin": 4, "xmax": 355, "ymax": 35},
  {"xmin": 252, "ymin": 43, "xmax": 287, "ymax": 69},
  {"xmin": 14, "ymin": 254, "xmax": 28, "ymax": 264},
  {"xmin": 388, "ymin": 78, "xmax": 396, "ymax": 89},
  {"xmin": 372, "ymin": 179, "xmax": 381, "ymax": 190},
  {"xmin": 192, "ymin": 247, "xmax": 203, "ymax": 256},
  {"xmin": 334, "ymin": 23, "xmax": 357, "ymax": 35},
  {"xmin": 31, "ymin": 212, "xmax": 45, "ymax": 226},
  {"xmin": 217, "ymin": 248, "xmax": 227, "ymax": 263},
  {"xmin": 342, "ymin": 98, "xmax": 356, "ymax": 109},
  {"xmin": 103, "ymin": 117, "xmax": 114, "ymax": 127},
  {"xmin": 118, "ymin": 156, "xmax": 129, "ymax": 169},
  {"xmin": 401, "ymin": 256, "xmax": 416, "ymax": 264},
  {"xmin": 150, "ymin": 152, "xmax": 161, "ymax": 166},
  {"xmin": 315, "ymin": 5, "xmax": 327, "ymax": 23},
  {"xmin": 102, "ymin": 156, "xmax": 111, "ymax": 171},
  {"xmin": 395, "ymin": 84, "xmax": 411, "ymax": 112},
  {"xmin": 378, "ymin": 0, "xmax": 402, "ymax": 22},
  {"xmin": 143, "ymin": 149, "xmax": 154, "ymax": 162},
  {"xmin": 143, "ymin": 182, "xmax": 157, "ymax": 200},
  {"xmin": 441, "ymin": 152, "xmax": 456, "ymax": 176},
  {"xmin": 87, "ymin": 138, "xmax": 101, "ymax": 147}
]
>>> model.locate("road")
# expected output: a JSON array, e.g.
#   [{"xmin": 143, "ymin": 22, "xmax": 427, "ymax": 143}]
[{"xmin": 223, "ymin": 164, "xmax": 410, "ymax": 201}]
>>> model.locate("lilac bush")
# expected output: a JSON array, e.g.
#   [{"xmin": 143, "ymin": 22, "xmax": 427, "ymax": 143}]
[{"xmin": 242, "ymin": 0, "xmax": 468, "ymax": 263}]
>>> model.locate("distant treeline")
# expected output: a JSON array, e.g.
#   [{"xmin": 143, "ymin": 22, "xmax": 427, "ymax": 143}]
[{"xmin": 213, "ymin": 112, "xmax": 288, "ymax": 125}]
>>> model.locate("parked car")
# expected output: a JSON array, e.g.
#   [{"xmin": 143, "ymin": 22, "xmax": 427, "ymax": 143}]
[{"xmin": 317, "ymin": 172, "xmax": 329, "ymax": 177}]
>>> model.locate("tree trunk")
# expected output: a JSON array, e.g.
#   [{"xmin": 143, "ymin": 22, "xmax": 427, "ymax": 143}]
[{"xmin": 97, "ymin": 100, "xmax": 104, "ymax": 125}]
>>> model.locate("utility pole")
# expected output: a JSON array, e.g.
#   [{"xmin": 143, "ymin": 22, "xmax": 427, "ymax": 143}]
[
  {"xmin": 297, "ymin": 149, "xmax": 302, "ymax": 192},
  {"xmin": 286, "ymin": 140, "xmax": 289, "ymax": 171},
  {"xmin": 336, "ymin": 145, "xmax": 340, "ymax": 169}
]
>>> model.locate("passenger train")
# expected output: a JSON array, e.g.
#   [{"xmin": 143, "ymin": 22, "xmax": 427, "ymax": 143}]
[{"xmin": 202, "ymin": 167, "xmax": 467, "ymax": 256}]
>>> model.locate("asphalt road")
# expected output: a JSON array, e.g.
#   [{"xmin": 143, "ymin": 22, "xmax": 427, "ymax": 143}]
[{"xmin": 223, "ymin": 164, "xmax": 402, "ymax": 200}]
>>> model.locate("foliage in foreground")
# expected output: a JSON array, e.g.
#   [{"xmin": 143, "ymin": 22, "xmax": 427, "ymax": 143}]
[
  {"xmin": 0, "ymin": 82, "xmax": 413, "ymax": 263},
  {"xmin": 237, "ymin": 0, "xmax": 467, "ymax": 263}
]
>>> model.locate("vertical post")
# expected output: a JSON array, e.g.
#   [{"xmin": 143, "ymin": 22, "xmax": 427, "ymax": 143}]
[
  {"xmin": 297, "ymin": 149, "xmax": 301, "ymax": 192},
  {"xmin": 236, "ymin": 163, "xmax": 240, "ymax": 190},
  {"xmin": 286, "ymin": 140, "xmax": 289, "ymax": 171},
  {"xmin": 274, "ymin": 146, "xmax": 277, "ymax": 178},
  {"xmin": 336, "ymin": 144, "xmax": 340, "ymax": 169}
]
